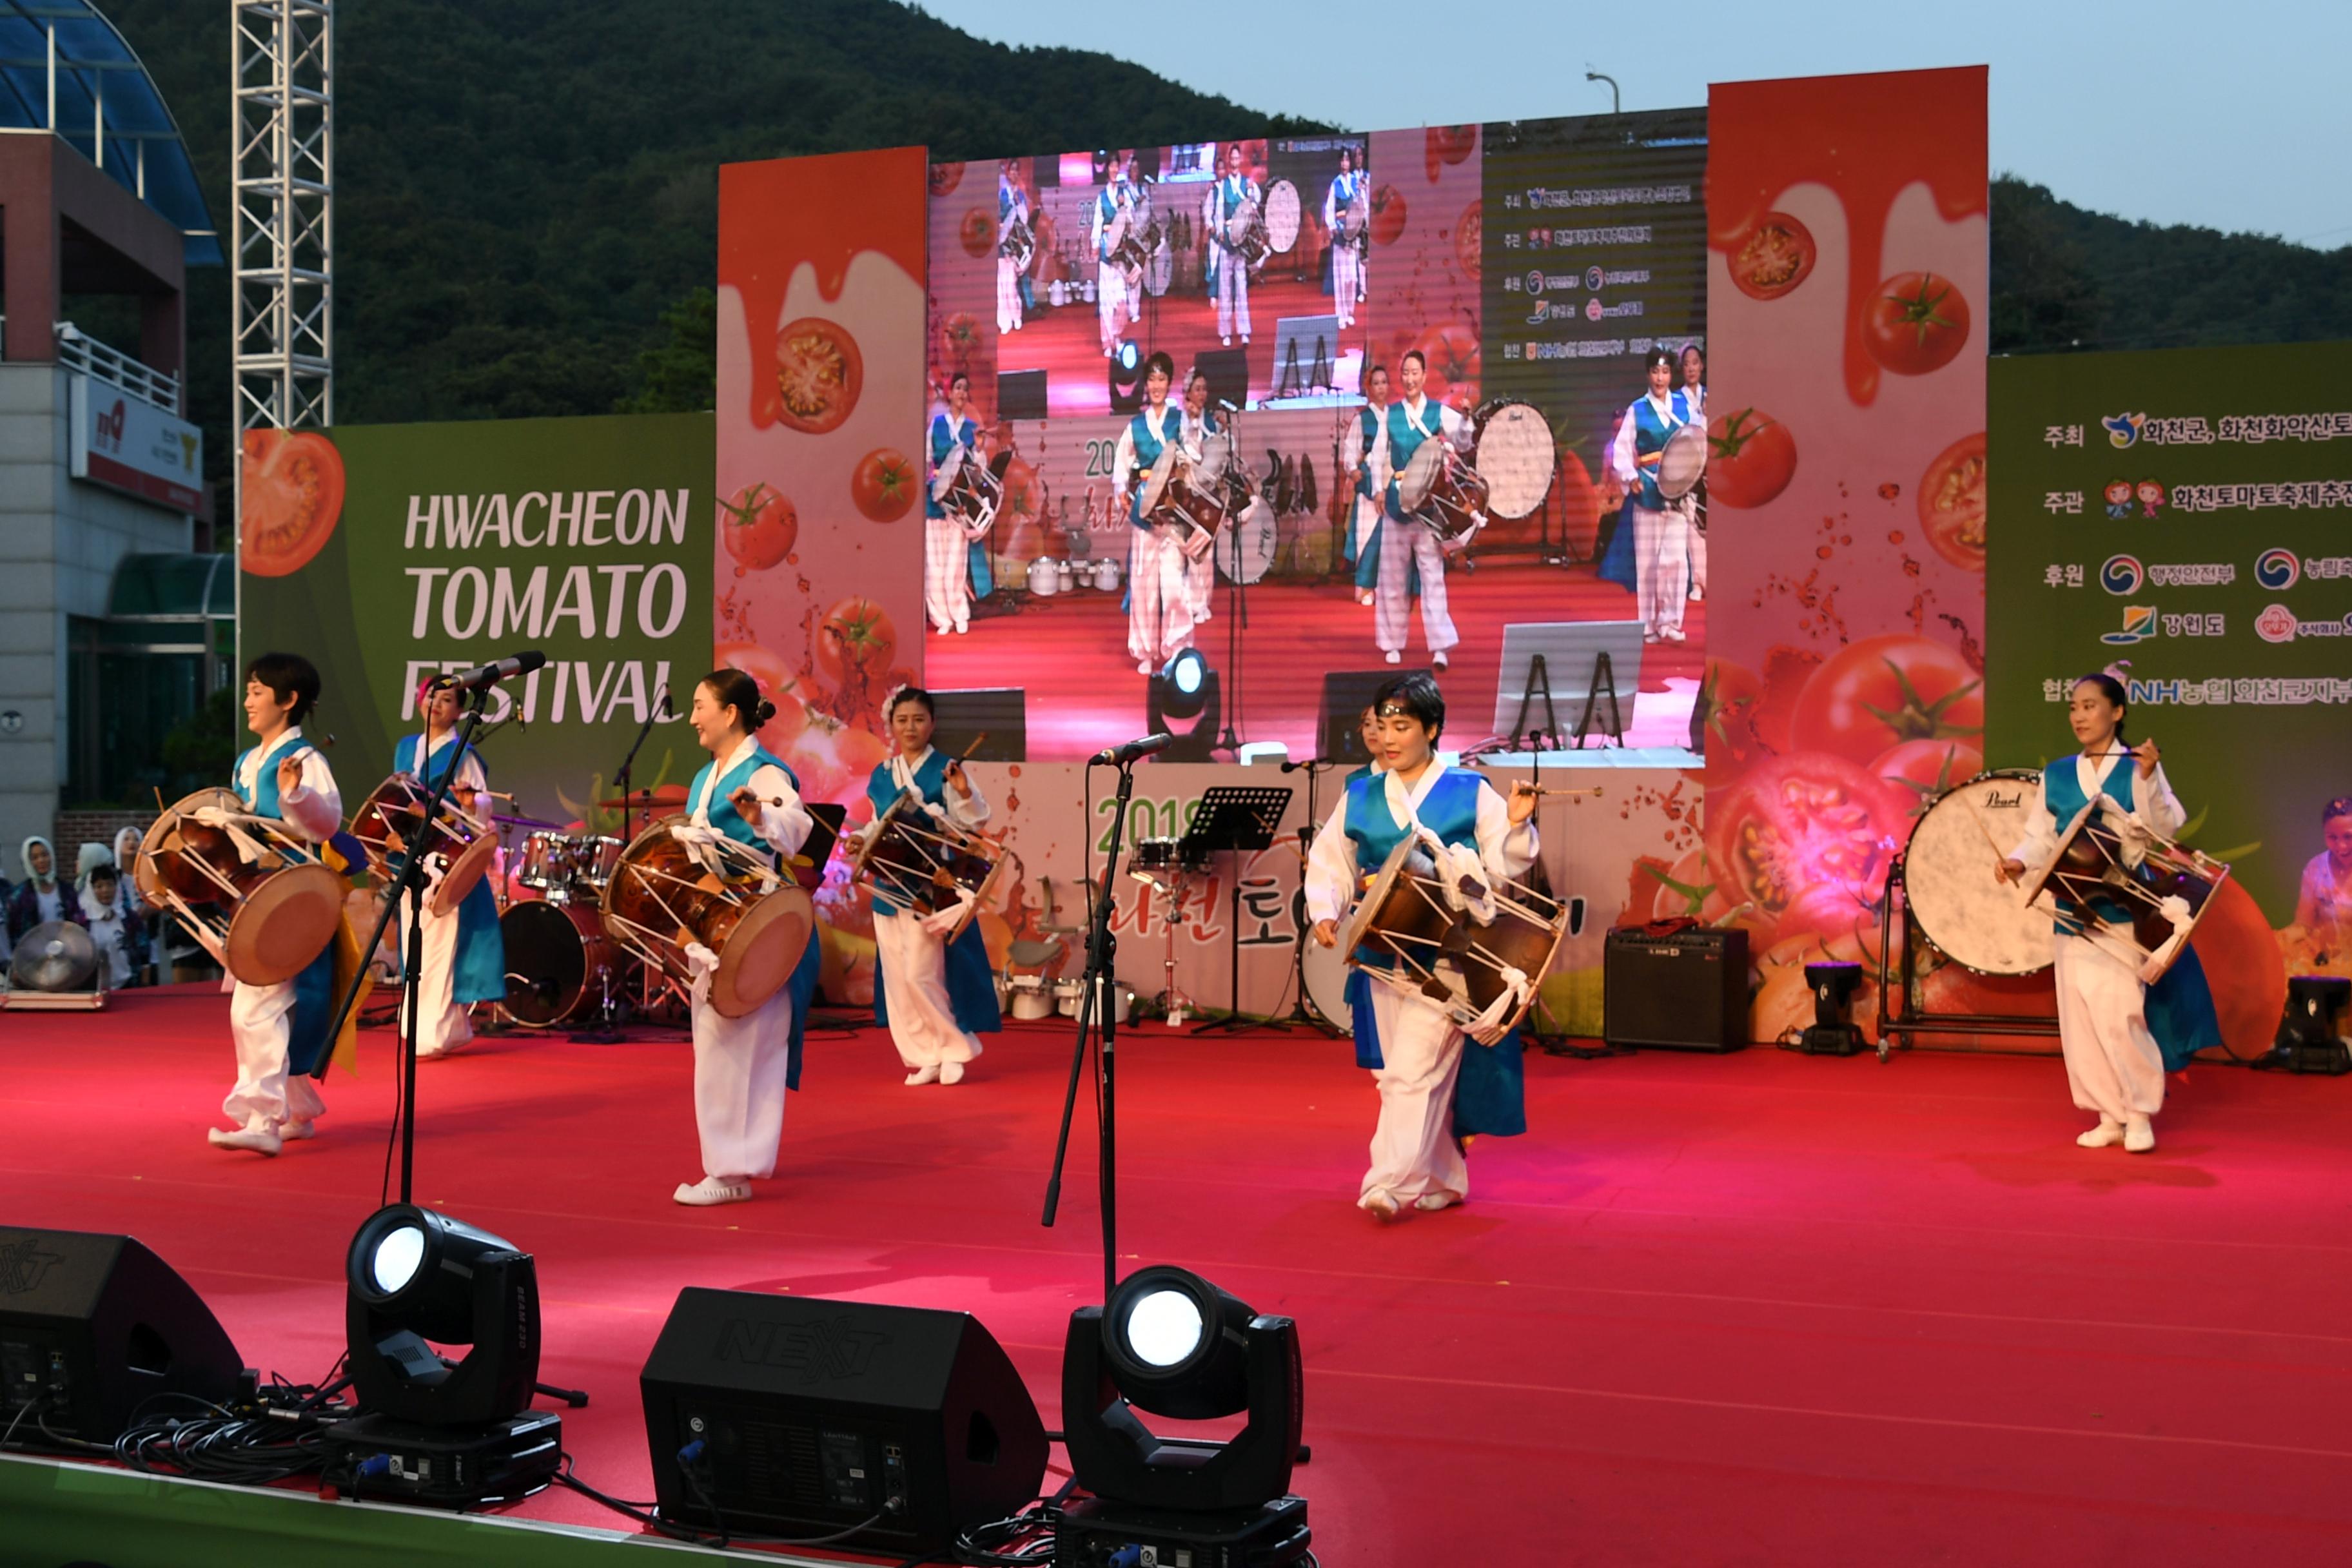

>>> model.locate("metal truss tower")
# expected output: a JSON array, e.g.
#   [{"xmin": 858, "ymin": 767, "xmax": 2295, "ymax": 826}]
[{"xmin": 231, "ymin": 0, "xmax": 332, "ymax": 460}]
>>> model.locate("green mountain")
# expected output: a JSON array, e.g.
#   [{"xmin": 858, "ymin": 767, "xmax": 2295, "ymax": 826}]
[{"xmin": 87, "ymin": 0, "xmax": 2350, "ymax": 501}]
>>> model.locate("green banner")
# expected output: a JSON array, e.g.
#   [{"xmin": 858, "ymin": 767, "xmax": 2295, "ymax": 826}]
[
  {"xmin": 239, "ymin": 413, "xmax": 714, "ymax": 831},
  {"xmin": 1986, "ymin": 341, "xmax": 2352, "ymax": 921}
]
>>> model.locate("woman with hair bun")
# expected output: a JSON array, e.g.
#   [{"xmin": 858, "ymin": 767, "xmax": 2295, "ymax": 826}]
[
  {"xmin": 1997, "ymin": 672, "xmax": 2220, "ymax": 1153},
  {"xmin": 671, "ymin": 667, "xmax": 822, "ymax": 1206}
]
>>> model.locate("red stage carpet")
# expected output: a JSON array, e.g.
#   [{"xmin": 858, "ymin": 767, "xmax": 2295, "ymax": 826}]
[
  {"xmin": 5, "ymin": 985, "xmax": 2349, "ymax": 1564},
  {"xmin": 928, "ymin": 561, "xmax": 1704, "ymax": 759}
]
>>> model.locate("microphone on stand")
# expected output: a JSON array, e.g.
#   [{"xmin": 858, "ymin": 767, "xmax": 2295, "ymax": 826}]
[
  {"xmin": 434, "ymin": 651, "xmax": 547, "ymax": 693},
  {"xmin": 1217, "ymin": 398, "xmax": 1240, "ymax": 414},
  {"xmin": 1090, "ymin": 732, "xmax": 1173, "ymax": 767}
]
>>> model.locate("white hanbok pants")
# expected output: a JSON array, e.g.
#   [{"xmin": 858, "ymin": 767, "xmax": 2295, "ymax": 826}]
[
  {"xmin": 1333, "ymin": 243, "xmax": 1361, "ymax": 328},
  {"xmin": 2054, "ymin": 928, "xmax": 2166, "ymax": 1120},
  {"xmin": 1687, "ymin": 513, "xmax": 1707, "ymax": 599},
  {"xmin": 925, "ymin": 513, "xmax": 974, "ymax": 633},
  {"xmin": 692, "ymin": 983, "xmax": 797, "ymax": 1182},
  {"xmin": 1375, "ymin": 509, "xmax": 1458, "ymax": 657},
  {"xmin": 1128, "ymin": 525, "xmax": 1196, "ymax": 667},
  {"xmin": 1631, "ymin": 502, "xmax": 1689, "ymax": 636},
  {"xmin": 1188, "ymin": 530, "xmax": 1217, "ymax": 623},
  {"xmin": 1215, "ymin": 251, "xmax": 1251, "ymax": 340},
  {"xmin": 225, "ymin": 978, "xmax": 327, "ymax": 1133},
  {"xmin": 874, "ymin": 911, "xmax": 983, "ymax": 1070},
  {"xmin": 1097, "ymin": 262, "xmax": 1128, "ymax": 349},
  {"xmin": 397, "ymin": 899, "xmax": 474, "ymax": 1059},
  {"xmin": 995, "ymin": 257, "xmax": 1024, "ymax": 333},
  {"xmin": 1363, "ymin": 985, "xmax": 1469, "ymax": 1202}
]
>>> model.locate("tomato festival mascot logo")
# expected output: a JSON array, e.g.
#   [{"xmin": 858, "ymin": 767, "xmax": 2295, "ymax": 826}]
[
  {"xmin": 2255, "ymin": 549, "xmax": 2300, "ymax": 591},
  {"xmin": 2133, "ymin": 479, "xmax": 2167, "ymax": 518},
  {"xmin": 2255, "ymin": 603, "xmax": 2301, "ymax": 644},
  {"xmin": 2099, "ymin": 554, "xmax": 2144, "ymax": 596},
  {"xmin": 2101, "ymin": 604, "xmax": 2158, "ymax": 645},
  {"xmin": 2103, "ymin": 480, "xmax": 2135, "ymax": 518},
  {"xmin": 2101, "ymin": 412, "xmax": 2146, "ymax": 449}
]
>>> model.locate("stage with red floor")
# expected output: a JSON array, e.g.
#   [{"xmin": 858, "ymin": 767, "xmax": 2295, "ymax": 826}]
[{"xmin": 5, "ymin": 985, "xmax": 2349, "ymax": 1563}]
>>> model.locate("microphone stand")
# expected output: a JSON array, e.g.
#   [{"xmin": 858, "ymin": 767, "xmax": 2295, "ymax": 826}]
[
  {"xmin": 1280, "ymin": 755, "xmax": 1342, "ymax": 1030},
  {"xmin": 611, "ymin": 688, "xmax": 669, "ymax": 850},
  {"xmin": 318, "ymin": 683, "xmax": 495, "ymax": 1204},
  {"xmin": 1042, "ymin": 754, "xmax": 1141, "ymax": 1303}
]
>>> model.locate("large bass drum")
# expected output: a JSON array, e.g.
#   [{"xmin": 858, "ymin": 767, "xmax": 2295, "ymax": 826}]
[
  {"xmin": 498, "ymin": 899, "xmax": 618, "ymax": 1028},
  {"xmin": 1903, "ymin": 769, "xmax": 2054, "ymax": 975},
  {"xmin": 1471, "ymin": 399, "xmax": 1556, "ymax": 520}
]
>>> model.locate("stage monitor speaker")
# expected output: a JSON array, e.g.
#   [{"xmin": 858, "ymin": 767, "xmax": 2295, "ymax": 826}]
[
  {"xmin": 0, "ymin": 1226, "xmax": 242, "ymax": 1440},
  {"xmin": 1191, "ymin": 346, "xmax": 1251, "ymax": 410},
  {"xmin": 642, "ymin": 1287, "xmax": 1048, "ymax": 1557},
  {"xmin": 931, "ymin": 688, "xmax": 1027, "ymax": 762},
  {"xmin": 1603, "ymin": 926, "xmax": 1749, "ymax": 1052},
  {"xmin": 1318, "ymin": 668, "xmax": 1429, "ymax": 767},
  {"xmin": 998, "ymin": 369, "xmax": 1048, "ymax": 422}
]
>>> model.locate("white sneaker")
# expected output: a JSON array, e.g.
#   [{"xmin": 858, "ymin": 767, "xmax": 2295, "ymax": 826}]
[
  {"xmin": 1358, "ymin": 591, "xmax": 1375, "ymax": 606},
  {"xmin": 1222, "ymin": 337, "xmax": 1232, "ymax": 347},
  {"xmin": 1432, "ymin": 652, "xmax": 1449, "ymax": 671},
  {"xmin": 940, "ymin": 1061, "xmax": 966, "ymax": 1086},
  {"xmin": 1660, "ymin": 627, "xmax": 1687, "ymax": 643},
  {"xmin": 1413, "ymin": 1191, "xmax": 1460, "ymax": 1212},
  {"xmin": 2077, "ymin": 1119, "xmax": 2124, "ymax": 1148},
  {"xmin": 1384, "ymin": 651, "xmax": 1402, "ymax": 665},
  {"xmin": 2122, "ymin": 1115, "xmax": 2155, "ymax": 1153},
  {"xmin": 953, "ymin": 622, "xmax": 968, "ymax": 635},
  {"xmin": 208, "ymin": 1126, "xmax": 281, "ymax": 1156},
  {"xmin": 1358, "ymin": 1188, "xmax": 1400, "ymax": 1222},
  {"xmin": 280, "ymin": 1120, "xmax": 318, "ymax": 1142},
  {"xmin": 905, "ymin": 1064, "xmax": 941, "ymax": 1086},
  {"xmin": 673, "ymin": 1177, "xmax": 752, "ymax": 1206}
]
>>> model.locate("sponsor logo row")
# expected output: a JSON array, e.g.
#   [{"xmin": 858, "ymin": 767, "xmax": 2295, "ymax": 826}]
[
  {"xmin": 2043, "ymin": 551, "xmax": 2351, "ymax": 593},
  {"xmin": 2041, "ymin": 411, "xmax": 2352, "ymax": 449},
  {"xmin": 2093, "ymin": 603, "xmax": 2351, "ymax": 645}
]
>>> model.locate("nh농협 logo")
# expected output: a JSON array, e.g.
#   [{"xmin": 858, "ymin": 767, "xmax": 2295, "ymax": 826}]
[
  {"xmin": 2255, "ymin": 549, "xmax": 2300, "ymax": 591},
  {"xmin": 2099, "ymin": 554, "xmax": 2144, "ymax": 595}
]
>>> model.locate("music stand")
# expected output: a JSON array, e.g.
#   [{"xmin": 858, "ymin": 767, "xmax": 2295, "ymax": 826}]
[
  {"xmin": 1269, "ymin": 313, "xmax": 1340, "ymax": 402},
  {"xmin": 1489, "ymin": 621, "xmax": 1645, "ymax": 750},
  {"xmin": 1181, "ymin": 785, "xmax": 1293, "ymax": 1036}
]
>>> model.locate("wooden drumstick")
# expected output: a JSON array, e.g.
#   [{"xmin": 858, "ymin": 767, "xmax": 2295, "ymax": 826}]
[
  {"xmin": 959, "ymin": 734, "xmax": 988, "ymax": 760},
  {"xmin": 1956, "ymin": 790, "xmax": 2013, "ymax": 872},
  {"xmin": 1519, "ymin": 784, "xmax": 1604, "ymax": 798}
]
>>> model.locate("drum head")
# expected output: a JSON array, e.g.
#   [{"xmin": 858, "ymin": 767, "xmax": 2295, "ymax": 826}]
[
  {"xmin": 1905, "ymin": 770, "xmax": 2055, "ymax": 975},
  {"xmin": 1137, "ymin": 444, "xmax": 1177, "ymax": 515},
  {"xmin": 1656, "ymin": 422, "xmax": 1709, "ymax": 500},
  {"xmin": 498, "ymin": 899, "xmax": 607, "ymax": 1027},
  {"xmin": 1215, "ymin": 496, "xmax": 1278, "ymax": 585},
  {"xmin": 1224, "ymin": 193, "xmax": 1259, "ymax": 248},
  {"xmin": 141, "ymin": 788, "xmax": 243, "ymax": 906},
  {"xmin": 1473, "ymin": 400, "xmax": 1558, "ymax": 520},
  {"xmin": 431, "ymin": 832, "xmax": 499, "ymax": 917},
  {"xmin": 1395, "ymin": 440, "xmax": 1447, "ymax": 513},
  {"xmin": 710, "ymin": 885, "xmax": 815, "ymax": 1019},
  {"xmin": 223, "ymin": 861, "xmax": 345, "ymax": 986},
  {"xmin": 1302, "ymin": 937, "xmax": 1352, "ymax": 1031},
  {"xmin": 10, "ymin": 921, "xmax": 98, "ymax": 992},
  {"xmin": 930, "ymin": 442, "xmax": 966, "ymax": 502},
  {"xmin": 1264, "ymin": 181, "xmax": 1301, "ymax": 253}
]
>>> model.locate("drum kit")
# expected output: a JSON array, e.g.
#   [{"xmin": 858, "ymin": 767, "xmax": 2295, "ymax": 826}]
[{"xmin": 1125, "ymin": 835, "xmax": 1205, "ymax": 1024}]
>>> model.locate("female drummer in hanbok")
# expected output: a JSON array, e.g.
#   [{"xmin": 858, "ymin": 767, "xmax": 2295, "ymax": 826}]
[
  {"xmin": 863, "ymin": 687, "xmax": 1000, "ymax": 1086},
  {"xmin": 1997, "ymin": 674, "xmax": 2220, "ymax": 1153},
  {"xmin": 925, "ymin": 371, "xmax": 985, "ymax": 636},
  {"xmin": 672, "ymin": 668, "xmax": 823, "ymax": 1206},
  {"xmin": 1179, "ymin": 369, "xmax": 1223, "ymax": 625},
  {"xmin": 1113, "ymin": 351, "xmax": 1199, "ymax": 674},
  {"xmin": 1608, "ymin": 346, "xmax": 1696, "ymax": 644},
  {"xmin": 1323, "ymin": 145, "xmax": 1364, "ymax": 332},
  {"xmin": 1342, "ymin": 363, "xmax": 1393, "ymax": 607},
  {"xmin": 1306, "ymin": 674, "xmax": 1539, "ymax": 1219},
  {"xmin": 211, "ymin": 653, "xmax": 345, "ymax": 1155},
  {"xmin": 1371, "ymin": 351, "xmax": 1464, "ymax": 669},
  {"xmin": 395, "ymin": 675, "xmax": 507, "ymax": 1059},
  {"xmin": 2289, "ymin": 795, "xmax": 2352, "ymax": 965}
]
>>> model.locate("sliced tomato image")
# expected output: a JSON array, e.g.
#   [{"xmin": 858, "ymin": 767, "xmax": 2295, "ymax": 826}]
[
  {"xmin": 1791, "ymin": 635, "xmax": 1984, "ymax": 767},
  {"xmin": 719, "ymin": 482, "xmax": 796, "ymax": 569},
  {"xmin": 1426, "ymin": 124, "xmax": 1478, "ymax": 170},
  {"xmin": 1706, "ymin": 408, "xmax": 1796, "ymax": 509},
  {"xmin": 1455, "ymin": 199, "xmax": 1482, "ymax": 281},
  {"xmin": 1918, "ymin": 431, "xmax": 1988, "ymax": 571},
  {"xmin": 773, "ymin": 317, "xmax": 863, "ymax": 435},
  {"xmin": 239, "ymin": 429, "xmax": 346, "ymax": 577},
  {"xmin": 852, "ymin": 449, "xmax": 918, "ymax": 522},
  {"xmin": 1703, "ymin": 752, "xmax": 1910, "ymax": 930},
  {"xmin": 1729, "ymin": 212, "xmax": 1816, "ymax": 301},
  {"xmin": 1866, "ymin": 272, "xmax": 1971, "ymax": 377},
  {"xmin": 928, "ymin": 162, "xmax": 965, "ymax": 197}
]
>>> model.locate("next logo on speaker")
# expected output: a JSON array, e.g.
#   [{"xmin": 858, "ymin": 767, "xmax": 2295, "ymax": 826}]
[
  {"xmin": 714, "ymin": 1315, "xmax": 890, "ymax": 1383},
  {"xmin": 0, "ymin": 1236, "xmax": 68, "ymax": 1295}
]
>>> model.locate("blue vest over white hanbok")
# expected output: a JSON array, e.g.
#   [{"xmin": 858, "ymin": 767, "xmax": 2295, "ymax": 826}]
[
  {"xmin": 1381, "ymin": 399, "xmax": 1449, "ymax": 524},
  {"xmin": 1128, "ymin": 404, "xmax": 1183, "ymax": 527},
  {"xmin": 687, "ymin": 745, "xmax": 824, "ymax": 1090},
  {"xmin": 1625, "ymin": 391, "xmax": 1694, "ymax": 512},
  {"xmin": 234, "ymin": 734, "xmax": 340, "ymax": 1076},
  {"xmin": 2041, "ymin": 758, "xmax": 2222, "ymax": 1071},
  {"xmin": 394, "ymin": 732, "xmax": 506, "ymax": 1006},
  {"xmin": 928, "ymin": 411, "xmax": 992, "ymax": 594},
  {"xmin": 863, "ymin": 755, "xmax": 1001, "ymax": 1037},
  {"xmin": 1339, "ymin": 770, "xmax": 1527, "ymax": 1138}
]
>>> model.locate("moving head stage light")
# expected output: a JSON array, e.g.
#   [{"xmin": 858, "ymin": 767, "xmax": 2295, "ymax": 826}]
[{"xmin": 1147, "ymin": 649, "xmax": 1222, "ymax": 762}]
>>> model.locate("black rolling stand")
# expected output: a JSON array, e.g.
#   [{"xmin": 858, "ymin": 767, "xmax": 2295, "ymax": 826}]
[{"xmin": 1183, "ymin": 785, "xmax": 1293, "ymax": 1036}]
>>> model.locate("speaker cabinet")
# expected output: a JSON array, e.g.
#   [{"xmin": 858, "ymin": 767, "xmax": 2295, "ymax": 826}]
[
  {"xmin": 641, "ymin": 1288, "xmax": 1047, "ymax": 1555},
  {"xmin": 0, "ymin": 1227, "xmax": 242, "ymax": 1440},
  {"xmin": 997, "ymin": 369, "xmax": 1048, "ymax": 422},
  {"xmin": 1318, "ymin": 669, "xmax": 1432, "ymax": 767},
  {"xmin": 1604, "ymin": 927, "xmax": 1749, "ymax": 1051},
  {"xmin": 1191, "ymin": 346, "xmax": 1251, "ymax": 410}
]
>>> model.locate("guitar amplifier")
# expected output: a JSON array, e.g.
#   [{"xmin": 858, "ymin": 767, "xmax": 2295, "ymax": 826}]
[{"xmin": 1603, "ymin": 926, "xmax": 1749, "ymax": 1052}]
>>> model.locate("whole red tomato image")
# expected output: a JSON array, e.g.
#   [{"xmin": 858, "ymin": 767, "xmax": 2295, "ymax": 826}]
[
  {"xmin": 2183, "ymin": 879, "xmax": 2289, "ymax": 1058},
  {"xmin": 1703, "ymin": 752, "xmax": 1908, "ymax": 927},
  {"xmin": 773, "ymin": 317, "xmax": 862, "ymax": 435},
  {"xmin": 816, "ymin": 596, "xmax": 899, "ymax": 688},
  {"xmin": 1752, "ymin": 644, "xmax": 1824, "ymax": 756},
  {"xmin": 1866, "ymin": 273, "xmax": 1971, "ymax": 377},
  {"xmin": 957, "ymin": 207, "xmax": 995, "ymax": 259},
  {"xmin": 937, "ymin": 311, "xmax": 982, "ymax": 372},
  {"xmin": 710, "ymin": 642, "xmax": 808, "ymax": 747},
  {"xmin": 1454, "ymin": 200, "xmax": 1482, "ymax": 281},
  {"xmin": 1917, "ymin": 431, "xmax": 1988, "ymax": 571},
  {"xmin": 1792, "ymin": 635, "xmax": 1984, "ymax": 767},
  {"xmin": 1368, "ymin": 184, "xmax": 1407, "ymax": 246},
  {"xmin": 1693, "ymin": 660, "xmax": 1767, "ymax": 787},
  {"xmin": 1426, "ymin": 124, "xmax": 1477, "ymax": 171},
  {"xmin": 998, "ymin": 456, "xmax": 1044, "ymax": 534},
  {"xmin": 1729, "ymin": 213, "xmax": 1816, "ymax": 301},
  {"xmin": 719, "ymin": 482, "xmax": 796, "ymax": 569},
  {"xmin": 852, "ymin": 449, "xmax": 918, "ymax": 522},
  {"xmin": 928, "ymin": 161, "xmax": 965, "ymax": 197},
  {"xmin": 240, "ymin": 429, "xmax": 346, "ymax": 577},
  {"xmin": 1871, "ymin": 738, "xmax": 1984, "ymax": 814},
  {"xmin": 1413, "ymin": 320, "xmax": 1481, "ymax": 411},
  {"xmin": 1707, "ymin": 408, "xmax": 1796, "ymax": 509}
]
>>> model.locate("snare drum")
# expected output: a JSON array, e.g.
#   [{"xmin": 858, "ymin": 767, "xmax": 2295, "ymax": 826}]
[
  {"xmin": 517, "ymin": 831, "xmax": 622, "ymax": 901},
  {"xmin": 498, "ymin": 899, "xmax": 618, "ymax": 1028},
  {"xmin": 351, "ymin": 773, "xmax": 498, "ymax": 917},
  {"xmin": 1126, "ymin": 838, "xmax": 1181, "ymax": 888},
  {"xmin": 1338, "ymin": 838, "xmax": 1567, "ymax": 1037},
  {"xmin": 136, "ymin": 788, "xmax": 346, "ymax": 986},
  {"xmin": 602, "ymin": 816, "xmax": 814, "ymax": 1018}
]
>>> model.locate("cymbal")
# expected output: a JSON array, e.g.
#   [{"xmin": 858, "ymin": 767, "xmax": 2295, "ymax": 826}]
[
  {"xmin": 495, "ymin": 811, "xmax": 564, "ymax": 831},
  {"xmin": 10, "ymin": 921, "xmax": 97, "ymax": 992},
  {"xmin": 596, "ymin": 785, "xmax": 689, "ymax": 809}
]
